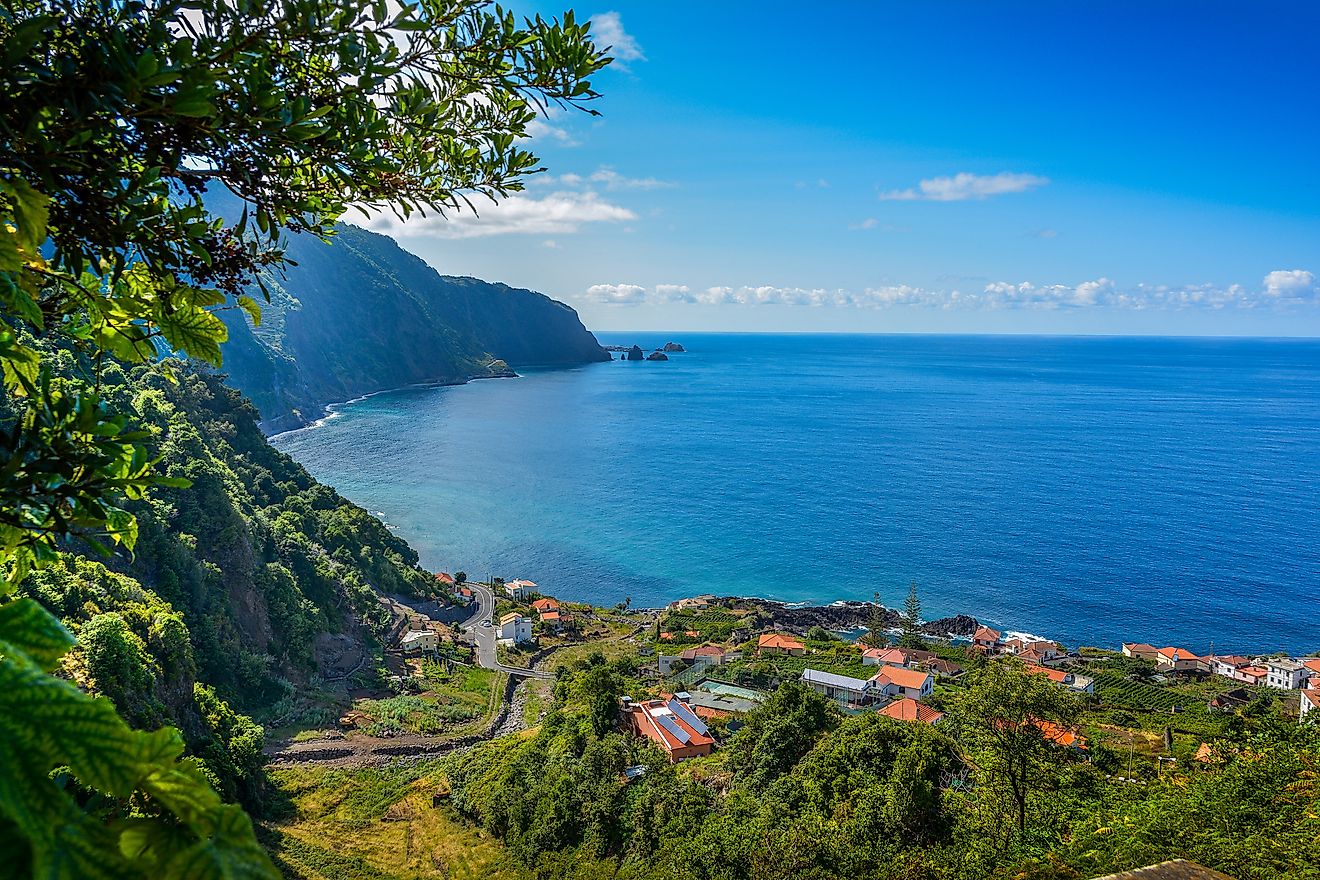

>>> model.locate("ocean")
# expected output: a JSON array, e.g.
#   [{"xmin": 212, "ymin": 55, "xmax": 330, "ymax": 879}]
[{"xmin": 271, "ymin": 333, "xmax": 1320, "ymax": 655}]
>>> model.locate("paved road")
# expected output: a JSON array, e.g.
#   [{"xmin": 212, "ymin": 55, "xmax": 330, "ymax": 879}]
[{"xmin": 464, "ymin": 583, "xmax": 552, "ymax": 679}]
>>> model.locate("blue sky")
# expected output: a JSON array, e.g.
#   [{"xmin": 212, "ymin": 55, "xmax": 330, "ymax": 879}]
[{"xmin": 367, "ymin": 2, "xmax": 1320, "ymax": 335}]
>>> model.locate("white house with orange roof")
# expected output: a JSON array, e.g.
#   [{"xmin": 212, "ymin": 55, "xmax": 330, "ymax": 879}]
[
  {"xmin": 871, "ymin": 666, "xmax": 935, "ymax": 700},
  {"xmin": 1208, "ymin": 655, "xmax": 1250, "ymax": 678},
  {"xmin": 862, "ymin": 646, "xmax": 911, "ymax": 667},
  {"xmin": 1301, "ymin": 688, "xmax": 1320, "ymax": 722},
  {"xmin": 1154, "ymin": 646, "xmax": 1205, "ymax": 673},
  {"xmin": 1122, "ymin": 642, "xmax": 1159, "ymax": 661},
  {"xmin": 972, "ymin": 626, "xmax": 1002, "ymax": 651},
  {"xmin": 1233, "ymin": 664, "xmax": 1269, "ymax": 686},
  {"xmin": 757, "ymin": 632, "xmax": 806, "ymax": 656}
]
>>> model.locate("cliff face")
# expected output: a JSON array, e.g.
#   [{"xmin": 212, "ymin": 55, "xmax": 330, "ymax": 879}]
[{"xmin": 218, "ymin": 223, "xmax": 609, "ymax": 432}]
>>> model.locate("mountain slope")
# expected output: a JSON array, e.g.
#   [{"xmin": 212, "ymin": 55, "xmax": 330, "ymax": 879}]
[
  {"xmin": 19, "ymin": 353, "xmax": 443, "ymax": 810},
  {"xmin": 219, "ymin": 223, "xmax": 609, "ymax": 432}
]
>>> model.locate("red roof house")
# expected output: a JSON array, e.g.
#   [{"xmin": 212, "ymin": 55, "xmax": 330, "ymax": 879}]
[
  {"xmin": 878, "ymin": 698, "xmax": 944, "ymax": 724},
  {"xmin": 757, "ymin": 633, "xmax": 806, "ymax": 656},
  {"xmin": 623, "ymin": 696, "xmax": 715, "ymax": 762}
]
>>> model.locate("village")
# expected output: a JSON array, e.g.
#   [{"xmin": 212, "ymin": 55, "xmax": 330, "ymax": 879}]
[{"xmin": 349, "ymin": 577, "xmax": 1320, "ymax": 768}]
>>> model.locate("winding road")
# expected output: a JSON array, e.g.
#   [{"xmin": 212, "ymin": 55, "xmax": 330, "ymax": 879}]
[{"xmin": 461, "ymin": 582, "xmax": 553, "ymax": 679}]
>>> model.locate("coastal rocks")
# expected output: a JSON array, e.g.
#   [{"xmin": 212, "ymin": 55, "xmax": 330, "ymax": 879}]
[
  {"xmin": 646, "ymin": 351, "xmax": 669, "ymax": 361},
  {"xmin": 923, "ymin": 614, "xmax": 980, "ymax": 637},
  {"xmin": 626, "ymin": 345, "xmax": 645, "ymax": 361},
  {"xmin": 663, "ymin": 342, "xmax": 685, "ymax": 352}
]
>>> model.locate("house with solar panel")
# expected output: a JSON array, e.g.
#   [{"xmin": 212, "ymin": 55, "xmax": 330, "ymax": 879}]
[{"xmin": 621, "ymin": 694, "xmax": 716, "ymax": 761}]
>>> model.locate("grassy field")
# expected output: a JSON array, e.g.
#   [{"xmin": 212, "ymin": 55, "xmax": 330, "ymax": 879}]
[
  {"xmin": 264, "ymin": 764, "xmax": 529, "ymax": 880},
  {"xmin": 353, "ymin": 665, "xmax": 503, "ymax": 737}
]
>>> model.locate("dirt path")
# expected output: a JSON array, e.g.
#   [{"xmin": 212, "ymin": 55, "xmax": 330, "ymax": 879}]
[{"xmin": 265, "ymin": 622, "xmax": 645, "ymax": 768}]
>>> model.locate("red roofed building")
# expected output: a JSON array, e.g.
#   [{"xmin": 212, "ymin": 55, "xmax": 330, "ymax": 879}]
[
  {"xmin": 871, "ymin": 665, "xmax": 934, "ymax": 700},
  {"xmin": 1023, "ymin": 662, "xmax": 1095, "ymax": 693},
  {"xmin": 435, "ymin": 572, "xmax": 455, "ymax": 585},
  {"xmin": 973, "ymin": 626, "xmax": 1001, "ymax": 650},
  {"xmin": 679, "ymin": 644, "xmax": 728, "ymax": 662},
  {"xmin": 623, "ymin": 695, "xmax": 715, "ymax": 762},
  {"xmin": 1234, "ymin": 664, "xmax": 1268, "ymax": 685},
  {"xmin": 1033, "ymin": 719, "xmax": 1087, "ymax": 750},
  {"xmin": 1300, "ymin": 688, "xmax": 1320, "ymax": 722},
  {"xmin": 862, "ymin": 647, "xmax": 911, "ymax": 667},
  {"xmin": 757, "ymin": 633, "xmax": 806, "ymax": 656},
  {"xmin": 1155, "ymin": 647, "xmax": 1205, "ymax": 673},
  {"xmin": 878, "ymin": 697, "xmax": 944, "ymax": 724},
  {"xmin": 1122, "ymin": 643, "xmax": 1159, "ymax": 661},
  {"xmin": 1208, "ymin": 655, "xmax": 1251, "ymax": 678},
  {"xmin": 531, "ymin": 597, "xmax": 559, "ymax": 613}
]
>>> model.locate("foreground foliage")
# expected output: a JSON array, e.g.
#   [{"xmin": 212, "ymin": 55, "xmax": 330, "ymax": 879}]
[
  {"xmin": 433, "ymin": 659, "xmax": 1320, "ymax": 880},
  {"xmin": 0, "ymin": 0, "xmax": 607, "ymax": 874}
]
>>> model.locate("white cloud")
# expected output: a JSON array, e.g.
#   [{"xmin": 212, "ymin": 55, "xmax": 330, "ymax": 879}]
[
  {"xmin": 878, "ymin": 171, "xmax": 1050, "ymax": 202},
  {"xmin": 586, "ymin": 283, "xmax": 647, "ymax": 304},
  {"xmin": 591, "ymin": 11, "xmax": 645, "ymax": 68},
  {"xmin": 524, "ymin": 117, "xmax": 579, "ymax": 146},
  {"xmin": 588, "ymin": 167, "xmax": 674, "ymax": 190},
  {"xmin": 574, "ymin": 271, "xmax": 1319, "ymax": 312},
  {"xmin": 1263, "ymin": 269, "xmax": 1316, "ymax": 299},
  {"xmin": 534, "ymin": 167, "xmax": 673, "ymax": 190},
  {"xmin": 653, "ymin": 284, "xmax": 693, "ymax": 302},
  {"xmin": 365, "ymin": 191, "xmax": 635, "ymax": 239}
]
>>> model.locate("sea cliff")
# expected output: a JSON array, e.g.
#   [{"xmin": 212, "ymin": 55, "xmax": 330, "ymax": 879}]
[{"xmin": 217, "ymin": 223, "xmax": 610, "ymax": 432}]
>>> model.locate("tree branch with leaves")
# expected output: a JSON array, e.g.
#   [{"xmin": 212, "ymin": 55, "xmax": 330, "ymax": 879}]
[{"xmin": 0, "ymin": 0, "xmax": 608, "ymax": 874}]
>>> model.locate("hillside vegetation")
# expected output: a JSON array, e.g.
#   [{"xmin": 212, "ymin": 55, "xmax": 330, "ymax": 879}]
[{"xmin": 15, "ymin": 347, "xmax": 442, "ymax": 811}]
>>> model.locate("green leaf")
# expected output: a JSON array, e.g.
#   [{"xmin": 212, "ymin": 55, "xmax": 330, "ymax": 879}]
[
  {"xmin": 0, "ymin": 598, "xmax": 74, "ymax": 672},
  {"xmin": 235, "ymin": 296, "xmax": 262, "ymax": 327},
  {"xmin": 155, "ymin": 305, "xmax": 227, "ymax": 366},
  {"xmin": 1, "ymin": 178, "xmax": 51, "ymax": 253}
]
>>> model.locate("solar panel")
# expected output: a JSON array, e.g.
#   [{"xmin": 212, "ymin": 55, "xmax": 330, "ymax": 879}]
[
  {"xmin": 655, "ymin": 713, "xmax": 691, "ymax": 744},
  {"xmin": 667, "ymin": 699, "xmax": 709, "ymax": 736}
]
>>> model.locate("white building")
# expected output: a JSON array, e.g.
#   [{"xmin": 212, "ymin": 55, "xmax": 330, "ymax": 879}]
[
  {"xmin": 801, "ymin": 668, "xmax": 878, "ymax": 707},
  {"xmin": 497, "ymin": 612, "xmax": 533, "ymax": 645},
  {"xmin": 400, "ymin": 630, "xmax": 438, "ymax": 653},
  {"xmin": 1265, "ymin": 659, "xmax": 1307, "ymax": 690},
  {"xmin": 871, "ymin": 666, "xmax": 935, "ymax": 701},
  {"xmin": 504, "ymin": 579, "xmax": 537, "ymax": 601},
  {"xmin": 1301, "ymin": 689, "xmax": 1320, "ymax": 722}
]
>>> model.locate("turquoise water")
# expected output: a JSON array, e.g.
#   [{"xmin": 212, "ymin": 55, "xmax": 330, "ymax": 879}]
[{"xmin": 272, "ymin": 333, "xmax": 1320, "ymax": 654}]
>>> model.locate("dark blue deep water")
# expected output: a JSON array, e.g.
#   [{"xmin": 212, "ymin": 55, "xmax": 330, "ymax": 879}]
[{"xmin": 272, "ymin": 334, "xmax": 1320, "ymax": 654}]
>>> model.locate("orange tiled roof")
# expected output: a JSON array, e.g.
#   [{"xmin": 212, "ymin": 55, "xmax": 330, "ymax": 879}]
[
  {"xmin": 541, "ymin": 610, "xmax": 561, "ymax": 622},
  {"xmin": 628, "ymin": 699, "xmax": 715, "ymax": 753},
  {"xmin": 878, "ymin": 698, "xmax": 943, "ymax": 724},
  {"xmin": 1157, "ymin": 646, "xmax": 1203, "ymax": 662},
  {"xmin": 531, "ymin": 597, "xmax": 559, "ymax": 612},
  {"xmin": 1303, "ymin": 658, "xmax": 1320, "ymax": 675},
  {"xmin": 973, "ymin": 626, "xmax": 1001, "ymax": 642},
  {"xmin": 874, "ymin": 666, "xmax": 932, "ymax": 691},
  {"xmin": 758, "ymin": 633, "xmax": 805, "ymax": 651},
  {"xmin": 1024, "ymin": 662, "xmax": 1070, "ymax": 684},
  {"xmin": 435, "ymin": 572, "xmax": 455, "ymax": 584},
  {"xmin": 1033, "ymin": 719, "xmax": 1086, "ymax": 749}
]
